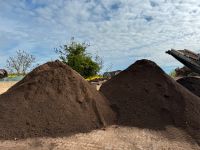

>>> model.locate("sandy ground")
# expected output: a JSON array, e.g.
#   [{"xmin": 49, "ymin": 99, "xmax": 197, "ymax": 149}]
[
  {"xmin": 0, "ymin": 82, "xmax": 17, "ymax": 94},
  {"xmin": 0, "ymin": 126, "xmax": 199, "ymax": 150}
]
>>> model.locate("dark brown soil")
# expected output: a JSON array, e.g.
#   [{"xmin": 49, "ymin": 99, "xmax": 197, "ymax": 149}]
[
  {"xmin": 175, "ymin": 66, "xmax": 193, "ymax": 77},
  {"xmin": 100, "ymin": 59, "xmax": 200, "ymax": 144},
  {"xmin": 0, "ymin": 60, "xmax": 116, "ymax": 139},
  {"xmin": 177, "ymin": 76, "xmax": 200, "ymax": 97}
]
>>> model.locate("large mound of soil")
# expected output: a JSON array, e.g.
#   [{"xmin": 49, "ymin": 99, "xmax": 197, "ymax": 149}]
[
  {"xmin": 177, "ymin": 76, "xmax": 200, "ymax": 97},
  {"xmin": 0, "ymin": 61, "xmax": 116, "ymax": 139},
  {"xmin": 175, "ymin": 66, "xmax": 193, "ymax": 77},
  {"xmin": 100, "ymin": 59, "xmax": 200, "ymax": 143}
]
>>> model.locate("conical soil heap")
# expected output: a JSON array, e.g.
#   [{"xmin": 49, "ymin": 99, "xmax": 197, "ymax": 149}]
[
  {"xmin": 177, "ymin": 76, "xmax": 200, "ymax": 97},
  {"xmin": 100, "ymin": 59, "xmax": 200, "ymax": 143},
  {"xmin": 0, "ymin": 61, "xmax": 116, "ymax": 139}
]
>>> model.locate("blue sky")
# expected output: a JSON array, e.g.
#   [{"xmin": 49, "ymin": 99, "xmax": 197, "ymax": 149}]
[{"xmin": 1, "ymin": 0, "xmax": 200, "ymax": 73}]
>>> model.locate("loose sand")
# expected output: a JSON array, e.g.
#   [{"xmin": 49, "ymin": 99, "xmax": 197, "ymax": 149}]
[
  {"xmin": 0, "ymin": 126, "xmax": 199, "ymax": 150},
  {"xmin": 0, "ymin": 82, "xmax": 17, "ymax": 94}
]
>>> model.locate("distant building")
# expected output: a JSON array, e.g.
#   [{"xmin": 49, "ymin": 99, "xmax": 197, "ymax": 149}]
[{"xmin": 103, "ymin": 70, "xmax": 121, "ymax": 78}]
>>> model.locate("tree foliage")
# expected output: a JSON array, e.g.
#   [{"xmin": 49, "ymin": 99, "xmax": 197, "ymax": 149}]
[
  {"xmin": 56, "ymin": 39, "xmax": 102, "ymax": 78},
  {"xmin": 6, "ymin": 50, "xmax": 35, "ymax": 75},
  {"xmin": 169, "ymin": 70, "xmax": 177, "ymax": 78}
]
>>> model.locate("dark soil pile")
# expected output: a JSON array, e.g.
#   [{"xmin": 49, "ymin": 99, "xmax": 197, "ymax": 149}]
[
  {"xmin": 177, "ymin": 76, "xmax": 200, "ymax": 97},
  {"xmin": 0, "ymin": 60, "xmax": 116, "ymax": 139},
  {"xmin": 175, "ymin": 66, "xmax": 199, "ymax": 77},
  {"xmin": 100, "ymin": 59, "xmax": 200, "ymax": 143},
  {"xmin": 175, "ymin": 66, "xmax": 193, "ymax": 77}
]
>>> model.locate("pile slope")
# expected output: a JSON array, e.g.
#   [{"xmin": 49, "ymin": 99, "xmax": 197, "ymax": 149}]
[
  {"xmin": 177, "ymin": 76, "xmax": 200, "ymax": 97},
  {"xmin": 100, "ymin": 59, "xmax": 200, "ymax": 144},
  {"xmin": 0, "ymin": 60, "xmax": 116, "ymax": 139}
]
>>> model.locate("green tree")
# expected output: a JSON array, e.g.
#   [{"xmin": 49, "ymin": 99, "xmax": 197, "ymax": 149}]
[
  {"xmin": 169, "ymin": 70, "xmax": 176, "ymax": 77},
  {"xmin": 56, "ymin": 38, "xmax": 102, "ymax": 78}
]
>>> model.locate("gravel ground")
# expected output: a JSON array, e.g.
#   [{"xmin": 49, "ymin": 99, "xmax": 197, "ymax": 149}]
[{"xmin": 0, "ymin": 126, "xmax": 199, "ymax": 150}]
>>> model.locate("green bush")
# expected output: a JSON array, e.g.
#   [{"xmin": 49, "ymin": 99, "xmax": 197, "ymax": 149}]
[
  {"xmin": 169, "ymin": 70, "xmax": 177, "ymax": 77},
  {"xmin": 56, "ymin": 39, "xmax": 102, "ymax": 78}
]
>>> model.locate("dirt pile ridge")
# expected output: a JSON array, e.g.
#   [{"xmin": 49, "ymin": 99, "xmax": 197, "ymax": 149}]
[
  {"xmin": 177, "ymin": 76, "xmax": 200, "ymax": 97},
  {"xmin": 0, "ymin": 60, "xmax": 116, "ymax": 139},
  {"xmin": 100, "ymin": 59, "xmax": 200, "ymax": 144}
]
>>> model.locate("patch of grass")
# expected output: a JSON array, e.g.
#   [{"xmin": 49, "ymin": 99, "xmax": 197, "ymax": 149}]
[
  {"xmin": 0, "ymin": 74, "xmax": 25, "ymax": 82},
  {"xmin": 85, "ymin": 75, "xmax": 103, "ymax": 81},
  {"xmin": 169, "ymin": 70, "xmax": 177, "ymax": 78},
  {"xmin": 8, "ymin": 74, "xmax": 25, "ymax": 78}
]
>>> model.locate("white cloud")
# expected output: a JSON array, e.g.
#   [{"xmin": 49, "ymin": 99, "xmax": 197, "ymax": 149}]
[{"xmin": 0, "ymin": 0, "xmax": 200, "ymax": 73}]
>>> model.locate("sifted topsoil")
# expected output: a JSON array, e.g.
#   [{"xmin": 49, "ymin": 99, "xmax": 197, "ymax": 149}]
[
  {"xmin": 0, "ymin": 60, "xmax": 116, "ymax": 139},
  {"xmin": 177, "ymin": 76, "xmax": 200, "ymax": 97},
  {"xmin": 100, "ymin": 59, "xmax": 200, "ymax": 144}
]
